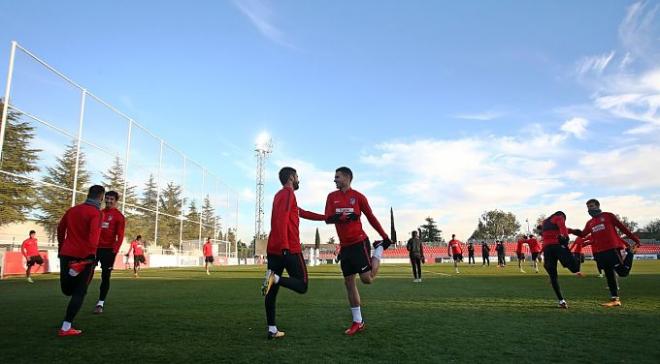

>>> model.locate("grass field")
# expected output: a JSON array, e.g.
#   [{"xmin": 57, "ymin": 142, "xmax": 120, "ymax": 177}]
[{"xmin": 1, "ymin": 261, "xmax": 660, "ymax": 363}]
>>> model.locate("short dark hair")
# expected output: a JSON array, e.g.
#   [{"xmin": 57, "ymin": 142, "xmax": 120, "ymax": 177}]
[
  {"xmin": 279, "ymin": 167, "xmax": 297, "ymax": 186},
  {"xmin": 105, "ymin": 191, "xmax": 119, "ymax": 200},
  {"xmin": 554, "ymin": 211, "xmax": 566, "ymax": 219},
  {"xmin": 136, "ymin": 235, "xmax": 142, "ymax": 240},
  {"xmin": 336, "ymin": 166, "xmax": 353, "ymax": 181},
  {"xmin": 87, "ymin": 185, "xmax": 106, "ymax": 199},
  {"xmin": 412, "ymin": 230, "xmax": 418, "ymax": 237},
  {"xmin": 452, "ymin": 234, "xmax": 456, "ymax": 238},
  {"xmin": 29, "ymin": 230, "xmax": 36, "ymax": 235},
  {"xmin": 586, "ymin": 198, "xmax": 600, "ymax": 207}
]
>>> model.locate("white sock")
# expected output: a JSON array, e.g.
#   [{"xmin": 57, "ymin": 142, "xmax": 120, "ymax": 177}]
[
  {"xmin": 268, "ymin": 325, "xmax": 278, "ymax": 333},
  {"xmin": 61, "ymin": 321, "xmax": 72, "ymax": 331},
  {"xmin": 373, "ymin": 246, "xmax": 384, "ymax": 260},
  {"xmin": 559, "ymin": 300, "xmax": 566, "ymax": 304},
  {"xmin": 273, "ymin": 274, "xmax": 280, "ymax": 284},
  {"xmin": 351, "ymin": 307, "xmax": 362, "ymax": 323},
  {"xmin": 97, "ymin": 300, "xmax": 104, "ymax": 307}
]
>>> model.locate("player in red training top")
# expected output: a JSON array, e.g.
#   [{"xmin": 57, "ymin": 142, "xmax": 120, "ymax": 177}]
[
  {"xmin": 540, "ymin": 211, "xmax": 582, "ymax": 309},
  {"xmin": 56, "ymin": 185, "xmax": 105, "ymax": 336},
  {"xmin": 324, "ymin": 167, "xmax": 392, "ymax": 336},
  {"xmin": 21, "ymin": 230, "xmax": 43, "ymax": 283},
  {"xmin": 570, "ymin": 235, "xmax": 590, "ymax": 274},
  {"xmin": 526, "ymin": 234, "xmax": 542, "ymax": 273},
  {"xmin": 93, "ymin": 191, "xmax": 125, "ymax": 314},
  {"xmin": 515, "ymin": 235, "xmax": 527, "ymax": 273},
  {"xmin": 261, "ymin": 167, "xmax": 325, "ymax": 340},
  {"xmin": 203, "ymin": 237, "xmax": 214, "ymax": 275},
  {"xmin": 577, "ymin": 199, "xmax": 641, "ymax": 307},
  {"xmin": 126, "ymin": 235, "xmax": 146, "ymax": 277},
  {"xmin": 447, "ymin": 234, "xmax": 464, "ymax": 274}
]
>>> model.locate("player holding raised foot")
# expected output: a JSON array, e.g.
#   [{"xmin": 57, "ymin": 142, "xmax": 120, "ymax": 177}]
[
  {"xmin": 261, "ymin": 167, "xmax": 325, "ymax": 339},
  {"xmin": 447, "ymin": 234, "xmax": 463, "ymax": 274},
  {"xmin": 540, "ymin": 211, "xmax": 582, "ymax": 309},
  {"xmin": 203, "ymin": 237, "xmax": 213, "ymax": 275},
  {"xmin": 126, "ymin": 235, "xmax": 146, "ymax": 277},
  {"xmin": 578, "ymin": 199, "xmax": 640, "ymax": 308},
  {"xmin": 526, "ymin": 234, "xmax": 542, "ymax": 273},
  {"xmin": 324, "ymin": 167, "xmax": 392, "ymax": 336},
  {"xmin": 21, "ymin": 230, "xmax": 43, "ymax": 283},
  {"xmin": 94, "ymin": 191, "xmax": 125, "ymax": 314},
  {"xmin": 56, "ymin": 185, "xmax": 105, "ymax": 336}
]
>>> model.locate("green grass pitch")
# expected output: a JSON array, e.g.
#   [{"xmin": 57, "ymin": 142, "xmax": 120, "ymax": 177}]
[{"xmin": 1, "ymin": 261, "xmax": 659, "ymax": 363}]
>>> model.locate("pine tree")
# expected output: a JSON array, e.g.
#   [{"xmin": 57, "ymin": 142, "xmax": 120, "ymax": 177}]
[
  {"xmin": 131, "ymin": 173, "xmax": 159, "ymax": 244},
  {"xmin": 201, "ymin": 195, "xmax": 216, "ymax": 239},
  {"xmin": 157, "ymin": 182, "xmax": 183, "ymax": 247},
  {"xmin": 420, "ymin": 216, "xmax": 443, "ymax": 245},
  {"xmin": 183, "ymin": 200, "xmax": 201, "ymax": 241},
  {"xmin": 37, "ymin": 142, "xmax": 90, "ymax": 242},
  {"xmin": 314, "ymin": 227, "xmax": 321, "ymax": 250},
  {"xmin": 102, "ymin": 155, "xmax": 138, "ymax": 240},
  {"xmin": 0, "ymin": 102, "xmax": 40, "ymax": 225}
]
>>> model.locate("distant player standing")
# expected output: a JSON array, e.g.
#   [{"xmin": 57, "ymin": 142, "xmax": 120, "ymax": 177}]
[
  {"xmin": 515, "ymin": 235, "xmax": 526, "ymax": 273},
  {"xmin": 540, "ymin": 211, "xmax": 582, "ymax": 309},
  {"xmin": 481, "ymin": 241, "xmax": 490, "ymax": 266},
  {"xmin": 406, "ymin": 230, "xmax": 424, "ymax": 282},
  {"xmin": 324, "ymin": 167, "xmax": 392, "ymax": 336},
  {"xmin": 447, "ymin": 234, "xmax": 463, "ymax": 274},
  {"xmin": 21, "ymin": 230, "xmax": 43, "ymax": 283},
  {"xmin": 203, "ymin": 237, "xmax": 214, "ymax": 275},
  {"xmin": 125, "ymin": 235, "xmax": 146, "ymax": 277},
  {"xmin": 467, "ymin": 241, "xmax": 476, "ymax": 264},
  {"xmin": 261, "ymin": 167, "xmax": 325, "ymax": 339},
  {"xmin": 495, "ymin": 240, "xmax": 506, "ymax": 267},
  {"xmin": 578, "ymin": 199, "xmax": 640, "ymax": 307},
  {"xmin": 94, "ymin": 191, "xmax": 125, "ymax": 314},
  {"xmin": 570, "ymin": 236, "xmax": 588, "ymax": 274},
  {"xmin": 56, "ymin": 185, "xmax": 105, "ymax": 336}
]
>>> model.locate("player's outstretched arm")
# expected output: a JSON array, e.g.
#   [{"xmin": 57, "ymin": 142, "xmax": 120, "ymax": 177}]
[{"xmin": 299, "ymin": 208, "xmax": 325, "ymax": 221}]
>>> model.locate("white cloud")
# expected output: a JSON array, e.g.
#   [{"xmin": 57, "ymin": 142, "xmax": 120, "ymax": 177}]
[
  {"xmin": 454, "ymin": 110, "xmax": 506, "ymax": 121},
  {"xmin": 576, "ymin": 51, "xmax": 615, "ymax": 76},
  {"xmin": 232, "ymin": 0, "xmax": 297, "ymax": 49},
  {"xmin": 566, "ymin": 144, "xmax": 660, "ymax": 190},
  {"xmin": 560, "ymin": 117, "xmax": 589, "ymax": 138},
  {"xmin": 619, "ymin": 1, "xmax": 660, "ymax": 64}
]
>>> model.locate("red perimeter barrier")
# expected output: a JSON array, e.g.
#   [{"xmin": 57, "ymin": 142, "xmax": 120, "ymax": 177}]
[{"xmin": 1, "ymin": 251, "xmax": 50, "ymax": 279}]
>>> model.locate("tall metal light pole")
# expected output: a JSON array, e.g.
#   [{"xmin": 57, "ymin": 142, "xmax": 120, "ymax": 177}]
[{"xmin": 254, "ymin": 132, "xmax": 272, "ymax": 256}]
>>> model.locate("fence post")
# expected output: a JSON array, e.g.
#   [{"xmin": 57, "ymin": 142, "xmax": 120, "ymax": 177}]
[
  {"xmin": 121, "ymin": 119, "xmax": 133, "ymax": 215},
  {"xmin": 71, "ymin": 89, "xmax": 87, "ymax": 207},
  {"xmin": 154, "ymin": 140, "xmax": 164, "ymax": 246},
  {"xmin": 0, "ymin": 41, "xmax": 18, "ymax": 165}
]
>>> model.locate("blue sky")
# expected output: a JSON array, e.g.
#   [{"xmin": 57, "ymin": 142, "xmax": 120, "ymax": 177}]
[{"xmin": 1, "ymin": 0, "xmax": 659, "ymax": 244}]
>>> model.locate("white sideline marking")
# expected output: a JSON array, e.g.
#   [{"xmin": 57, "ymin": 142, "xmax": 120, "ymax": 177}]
[{"xmin": 422, "ymin": 270, "xmax": 452, "ymax": 277}]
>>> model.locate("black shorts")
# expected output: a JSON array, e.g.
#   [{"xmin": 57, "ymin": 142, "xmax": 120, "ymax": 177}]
[
  {"xmin": 594, "ymin": 249, "xmax": 624, "ymax": 270},
  {"xmin": 340, "ymin": 240, "xmax": 372, "ymax": 277},
  {"xmin": 205, "ymin": 256, "xmax": 214, "ymax": 263},
  {"xmin": 531, "ymin": 252, "xmax": 540, "ymax": 261},
  {"xmin": 27, "ymin": 255, "xmax": 43, "ymax": 266},
  {"xmin": 517, "ymin": 252, "xmax": 525, "ymax": 260},
  {"xmin": 134, "ymin": 255, "xmax": 146, "ymax": 264},
  {"xmin": 96, "ymin": 248, "xmax": 116, "ymax": 270},
  {"xmin": 543, "ymin": 244, "xmax": 578, "ymax": 273},
  {"xmin": 267, "ymin": 252, "xmax": 308, "ymax": 282},
  {"xmin": 60, "ymin": 256, "xmax": 95, "ymax": 297},
  {"xmin": 452, "ymin": 254, "xmax": 463, "ymax": 261}
]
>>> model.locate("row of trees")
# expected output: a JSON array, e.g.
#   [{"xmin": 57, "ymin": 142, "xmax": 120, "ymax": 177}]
[{"xmin": 1, "ymin": 101, "xmax": 228, "ymax": 247}]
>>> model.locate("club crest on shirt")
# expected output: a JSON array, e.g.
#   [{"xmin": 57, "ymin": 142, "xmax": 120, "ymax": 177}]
[
  {"xmin": 600, "ymin": 217, "xmax": 605, "ymax": 222},
  {"xmin": 349, "ymin": 197, "xmax": 356, "ymax": 205},
  {"xmin": 107, "ymin": 215, "xmax": 113, "ymax": 221}
]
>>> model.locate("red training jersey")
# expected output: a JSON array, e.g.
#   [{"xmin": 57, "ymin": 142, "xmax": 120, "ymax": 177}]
[
  {"xmin": 21, "ymin": 238, "xmax": 39, "ymax": 258},
  {"xmin": 526, "ymin": 237, "xmax": 541, "ymax": 253},
  {"xmin": 581, "ymin": 212, "xmax": 639, "ymax": 254},
  {"xmin": 324, "ymin": 188, "xmax": 388, "ymax": 247},
  {"xmin": 268, "ymin": 186, "xmax": 325, "ymax": 255},
  {"xmin": 203, "ymin": 242, "xmax": 213, "ymax": 257},
  {"xmin": 516, "ymin": 239, "xmax": 526, "ymax": 254},
  {"xmin": 57, "ymin": 203, "xmax": 103, "ymax": 259},
  {"xmin": 541, "ymin": 214, "xmax": 569, "ymax": 246},
  {"xmin": 127, "ymin": 240, "xmax": 144, "ymax": 256},
  {"xmin": 98, "ymin": 207, "xmax": 126, "ymax": 253},
  {"xmin": 448, "ymin": 239, "xmax": 463, "ymax": 255}
]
